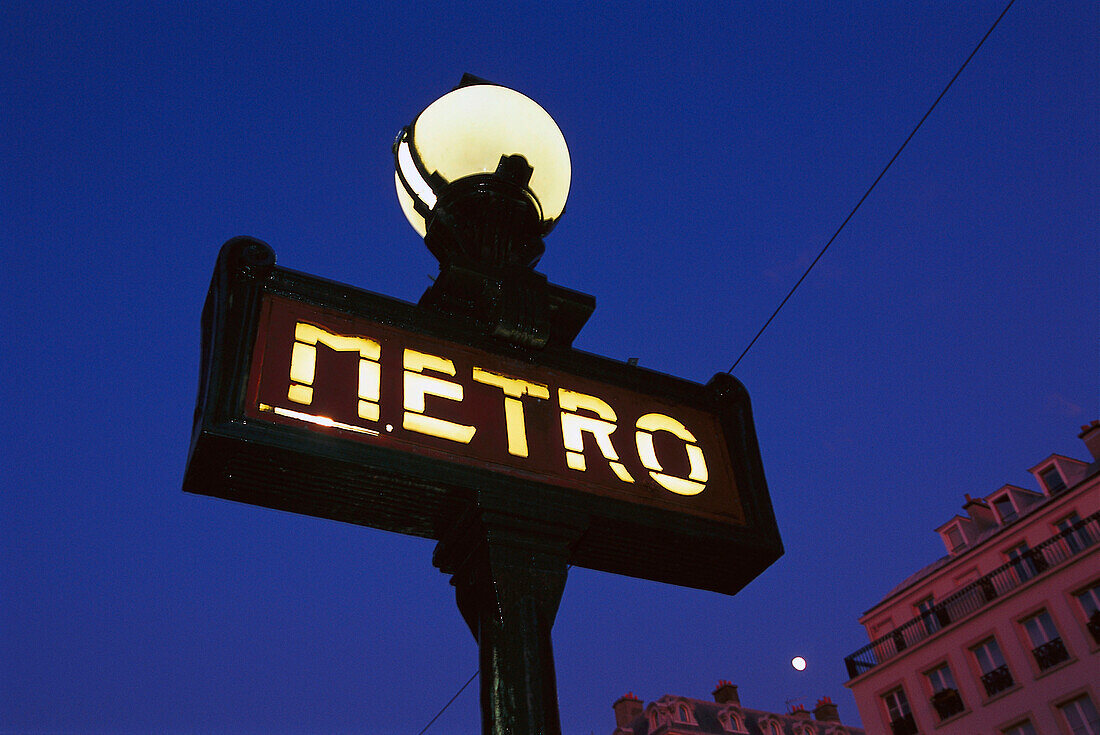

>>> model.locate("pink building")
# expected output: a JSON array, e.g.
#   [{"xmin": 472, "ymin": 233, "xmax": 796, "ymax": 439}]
[
  {"xmin": 845, "ymin": 422, "xmax": 1100, "ymax": 735},
  {"xmin": 611, "ymin": 682, "xmax": 864, "ymax": 735}
]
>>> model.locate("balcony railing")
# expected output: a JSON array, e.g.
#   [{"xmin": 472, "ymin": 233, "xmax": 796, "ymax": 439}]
[
  {"xmin": 1088, "ymin": 613, "xmax": 1100, "ymax": 644},
  {"xmin": 846, "ymin": 511, "xmax": 1099, "ymax": 679},
  {"xmin": 1032, "ymin": 637, "xmax": 1069, "ymax": 670},
  {"xmin": 979, "ymin": 664, "xmax": 1014, "ymax": 696},
  {"xmin": 889, "ymin": 713, "xmax": 918, "ymax": 735},
  {"xmin": 931, "ymin": 688, "xmax": 965, "ymax": 720}
]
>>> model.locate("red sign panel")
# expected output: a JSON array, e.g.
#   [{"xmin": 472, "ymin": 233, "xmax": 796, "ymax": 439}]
[{"xmin": 245, "ymin": 294, "xmax": 745, "ymax": 525}]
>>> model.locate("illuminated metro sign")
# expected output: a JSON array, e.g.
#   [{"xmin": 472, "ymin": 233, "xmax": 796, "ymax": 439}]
[
  {"xmin": 249, "ymin": 294, "xmax": 736, "ymax": 522},
  {"xmin": 185, "ymin": 239, "xmax": 781, "ymax": 595}
]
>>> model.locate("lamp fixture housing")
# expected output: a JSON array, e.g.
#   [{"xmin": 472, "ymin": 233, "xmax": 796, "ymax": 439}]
[
  {"xmin": 394, "ymin": 78, "xmax": 571, "ymax": 268},
  {"xmin": 394, "ymin": 77, "xmax": 589, "ymax": 349}
]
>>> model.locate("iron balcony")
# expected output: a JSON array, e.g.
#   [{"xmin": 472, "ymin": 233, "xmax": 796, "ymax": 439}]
[{"xmin": 846, "ymin": 511, "xmax": 1099, "ymax": 679}]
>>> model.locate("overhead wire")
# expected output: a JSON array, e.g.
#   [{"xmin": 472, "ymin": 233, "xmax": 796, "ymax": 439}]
[
  {"xmin": 727, "ymin": 0, "xmax": 1018, "ymax": 373},
  {"xmin": 416, "ymin": 1, "xmax": 1018, "ymax": 731},
  {"xmin": 415, "ymin": 669, "xmax": 480, "ymax": 735},
  {"xmin": 416, "ymin": 564, "xmax": 575, "ymax": 734}
]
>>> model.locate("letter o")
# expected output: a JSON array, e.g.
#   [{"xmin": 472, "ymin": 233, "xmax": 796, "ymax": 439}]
[{"xmin": 635, "ymin": 413, "xmax": 709, "ymax": 496}]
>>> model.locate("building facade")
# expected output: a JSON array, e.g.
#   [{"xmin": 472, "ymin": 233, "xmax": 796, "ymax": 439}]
[
  {"xmin": 845, "ymin": 421, "xmax": 1100, "ymax": 735},
  {"xmin": 611, "ymin": 682, "xmax": 865, "ymax": 735}
]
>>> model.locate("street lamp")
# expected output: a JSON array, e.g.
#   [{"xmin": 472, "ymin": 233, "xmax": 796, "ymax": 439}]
[
  {"xmin": 394, "ymin": 75, "xmax": 591, "ymax": 349},
  {"xmin": 185, "ymin": 71, "xmax": 780, "ymax": 735},
  {"xmin": 394, "ymin": 74, "xmax": 570, "ymax": 265}
]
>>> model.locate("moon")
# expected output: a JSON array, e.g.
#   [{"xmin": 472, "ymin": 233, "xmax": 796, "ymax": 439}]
[{"xmin": 792, "ymin": 656, "xmax": 807, "ymax": 671}]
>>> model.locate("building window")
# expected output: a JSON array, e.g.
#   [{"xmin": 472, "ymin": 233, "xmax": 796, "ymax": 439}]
[
  {"xmin": 1022, "ymin": 609, "xmax": 1069, "ymax": 670},
  {"xmin": 1040, "ymin": 466, "xmax": 1066, "ymax": 494},
  {"xmin": 926, "ymin": 663, "xmax": 964, "ymax": 720},
  {"xmin": 1075, "ymin": 581, "xmax": 1100, "ymax": 644},
  {"xmin": 946, "ymin": 524, "xmax": 966, "ymax": 551},
  {"xmin": 883, "ymin": 687, "xmax": 917, "ymax": 735},
  {"xmin": 719, "ymin": 710, "xmax": 745, "ymax": 732},
  {"xmin": 755, "ymin": 719, "xmax": 782, "ymax": 735},
  {"xmin": 1059, "ymin": 694, "xmax": 1100, "ymax": 735},
  {"xmin": 752, "ymin": 719, "xmax": 781, "ymax": 735},
  {"xmin": 1002, "ymin": 721, "xmax": 1038, "ymax": 735},
  {"xmin": 993, "ymin": 494, "xmax": 1018, "ymax": 524},
  {"xmin": 917, "ymin": 596, "xmax": 942, "ymax": 634},
  {"xmin": 971, "ymin": 637, "xmax": 1013, "ymax": 696},
  {"xmin": 1057, "ymin": 512, "xmax": 1093, "ymax": 553},
  {"xmin": 1007, "ymin": 543, "xmax": 1039, "ymax": 582}
]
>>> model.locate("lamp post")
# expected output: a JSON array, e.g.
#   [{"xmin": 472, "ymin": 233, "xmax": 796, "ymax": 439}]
[
  {"xmin": 184, "ymin": 73, "xmax": 779, "ymax": 735},
  {"xmin": 395, "ymin": 75, "xmax": 584, "ymax": 735}
]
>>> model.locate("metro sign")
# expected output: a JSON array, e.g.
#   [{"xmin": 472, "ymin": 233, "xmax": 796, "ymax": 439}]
[
  {"xmin": 251, "ymin": 294, "xmax": 734, "ymax": 519},
  {"xmin": 184, "ymin": 238, "xmax": 782, "ymax": 595}
]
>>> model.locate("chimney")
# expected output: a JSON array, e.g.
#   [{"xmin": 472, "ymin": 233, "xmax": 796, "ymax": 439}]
[
  {"xmin": 1080, "ymin": 420, "xmax": 1100, "ymax": 462},
  {"xmin": 712, "ymin": 680, "xmax": 740, "ymax": 705},
  {"xmin": 613, "ymin": 693, "xmax": 643, "ymax": 728},
  {"xmin": 789, "ymin": 704, "xmax": 811, "ymax": 720},
  {"xmin": 813, "ymin": 696, "xmax": 840, "ymax": 722},
  {"xmin": 963, "ymin": 494, "xmax": 996, "ymax": 529}
]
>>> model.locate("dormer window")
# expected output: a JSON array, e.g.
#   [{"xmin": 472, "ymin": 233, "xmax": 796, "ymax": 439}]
[
  {"xmin": 993, "ymin": 495, "xmax": 1017, "ymax": 524},
  {"xmin": 719, "ymin": 705, "xmax": 746, "ymax": 732},
  {"xmin": 647, "ymin": 700, "xmax": 690, "ymax": 728},
  {"xmin": 945, "ymin": 525, "xmax": 966, "ymax": 552},
  {"xmin": 1040, "ymin": 466, "xmax": 1066, "ymax": 494}
]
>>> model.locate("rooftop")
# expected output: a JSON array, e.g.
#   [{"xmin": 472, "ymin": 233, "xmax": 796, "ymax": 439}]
[
  {"xmin": 844, "ymin": 422, "xmax": 1100, "ymax": 680},
  {"xmin": 613, "ymin": 685, "xmax": 862, "ymax": 735},
  {"xmin": 862, "ymin": 427, "xmax": 1100, "ymax": 614}
]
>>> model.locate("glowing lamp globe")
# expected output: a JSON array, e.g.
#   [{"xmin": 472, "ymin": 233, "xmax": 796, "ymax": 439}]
[{"xmin": 394, "ymin": 78, "xmax": 571, "ymax": 269}]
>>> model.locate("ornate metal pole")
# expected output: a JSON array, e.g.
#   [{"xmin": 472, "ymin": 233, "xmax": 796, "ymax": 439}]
[
  {"xmin": 398, "ymin": 79, "xmax": 595, "ymax": 733},
  {"xmin": 433, "ymin": 507, "xmax": 586, "ymax": 734}
]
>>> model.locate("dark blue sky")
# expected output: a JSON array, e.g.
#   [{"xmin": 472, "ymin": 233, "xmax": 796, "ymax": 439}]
[{"xmin": 3, "ymin": 2, "xmax": 1096, "ymax": 733}]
